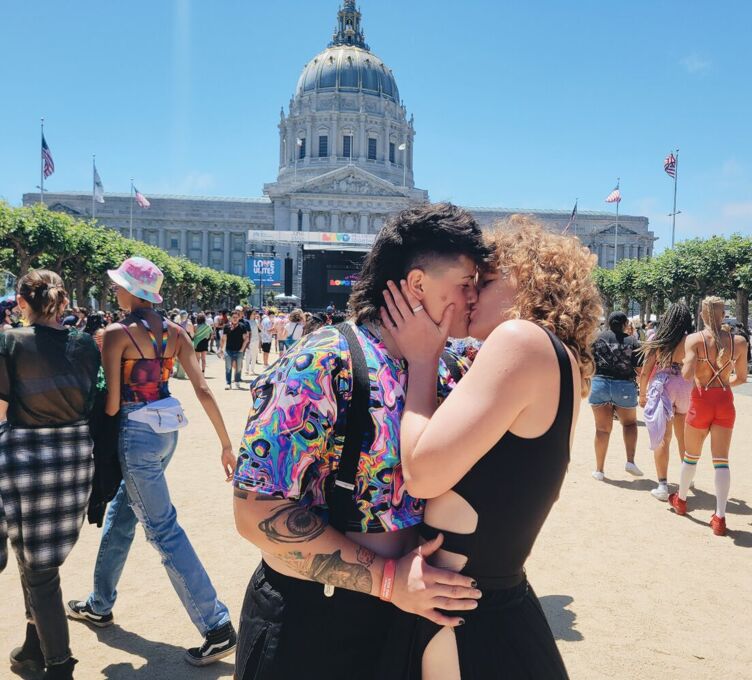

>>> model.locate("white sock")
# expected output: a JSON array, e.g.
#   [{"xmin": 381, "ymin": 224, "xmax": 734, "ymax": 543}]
[
  {"xmin": 678, "ymin": 454, "xmax": 700, "ymax": 501},
  {"xmin": 713, "ymin": 463, "xmax": 730, "ymax": 518}
]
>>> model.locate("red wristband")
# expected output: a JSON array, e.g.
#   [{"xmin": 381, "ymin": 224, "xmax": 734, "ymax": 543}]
[{"xmin": 380, "ymin": 559, "xmax": 397, "ymax": 602}]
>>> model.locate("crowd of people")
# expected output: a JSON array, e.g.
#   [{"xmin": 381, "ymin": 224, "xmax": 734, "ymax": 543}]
[
  {"xmin": 0, "ymin": 202, "xmax": 748, "ymax": 679},
  {"xmin": 588, "ymin": 302, "xmax": 748, "ymax": 536}
]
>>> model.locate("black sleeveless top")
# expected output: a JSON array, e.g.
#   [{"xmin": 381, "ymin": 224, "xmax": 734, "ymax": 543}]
[{"xmin": 420, "ymin": 328, "xmax": 574, "ymax": 589}]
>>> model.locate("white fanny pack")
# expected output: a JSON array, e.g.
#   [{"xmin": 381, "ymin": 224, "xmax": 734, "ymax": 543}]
[{"xmin": 127, "ymin": 397, "xmax": 188, "ymax": 433}]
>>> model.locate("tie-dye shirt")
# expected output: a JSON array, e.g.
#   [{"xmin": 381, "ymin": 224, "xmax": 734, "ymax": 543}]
[{"xmin": 234, "ymin": 323, "xmax": 466, "ymax": 533}]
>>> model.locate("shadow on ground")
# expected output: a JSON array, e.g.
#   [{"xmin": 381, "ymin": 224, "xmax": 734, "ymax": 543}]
[
  {"xmin": 93, "ymin": 625, "xmax": 235, "ymax": 679},
  {"xmin": 539, "ymin": 595, "xmax": 583, "ymax": 642},
  {"xmin": 602, "ymin": 477, "xmax": 656, "ymax": 492},
  {"xmin": 678, "ymin": 512, "xmax": 752, "ymax": 549}
]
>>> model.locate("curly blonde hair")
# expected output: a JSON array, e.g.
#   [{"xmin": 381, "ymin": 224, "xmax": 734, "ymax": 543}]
[{"xmin": 486, "ymin": 215, "xmax": 602, "ymax": 396}]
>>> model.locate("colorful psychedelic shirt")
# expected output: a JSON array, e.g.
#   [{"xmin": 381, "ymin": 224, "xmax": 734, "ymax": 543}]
[{"xmin": 234, "ymin": 323, "xmax": 466, "ymax": 533}]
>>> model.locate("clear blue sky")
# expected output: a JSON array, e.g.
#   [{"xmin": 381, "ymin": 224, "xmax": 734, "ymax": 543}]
[{"xmin": 2, "ymin": 0, "xmax": 750, "ymax": 251}]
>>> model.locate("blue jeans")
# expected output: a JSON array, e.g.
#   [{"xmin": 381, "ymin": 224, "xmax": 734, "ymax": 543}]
[
  {"xmin": 589, "ymin": 375, "xmax": 638, "ymax": 408},
  {"xmin": 86, "ymin": 407, "xmax": 230, "ymax": 635},
  {"xmin": 225, "ymin": 350, "xmax": 243, "ymax": 385}
]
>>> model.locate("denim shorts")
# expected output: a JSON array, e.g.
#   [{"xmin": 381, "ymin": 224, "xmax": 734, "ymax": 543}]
[{"xmin": 589, "ymin": 375, "xmax": 638, "ymax": 408}]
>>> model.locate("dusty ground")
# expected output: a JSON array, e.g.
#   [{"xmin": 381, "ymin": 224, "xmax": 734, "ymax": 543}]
[{"xmin": 2, "ymin": 353, "xmax": 751, "ymax": 680}]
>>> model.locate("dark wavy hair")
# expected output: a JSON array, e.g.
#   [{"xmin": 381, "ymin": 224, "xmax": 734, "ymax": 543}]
[
  {"xmin": 348, "ymin": 203, "xmax": 492, "ymax": 323},
  {"xmin": 639, "ymin": 302, "xmax": 693, "ymax": 367}
]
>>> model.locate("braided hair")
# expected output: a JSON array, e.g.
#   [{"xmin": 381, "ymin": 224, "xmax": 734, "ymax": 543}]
[
  {"xmin": 639, "ymin": 302, "xmax": 693, "ymax": 367},
  {"xmin": 700, "ymin": 296, "xmax": 727, "ymax": 366}
]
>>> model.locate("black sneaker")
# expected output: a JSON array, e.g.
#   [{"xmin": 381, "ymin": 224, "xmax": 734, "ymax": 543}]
[
  {"xmin": 184, "ymin": 622, "xmax": 237, "ymax": 666},
  {"xmin": 65, "ymin": 600, "xmax": 114, "ymax": 628}
]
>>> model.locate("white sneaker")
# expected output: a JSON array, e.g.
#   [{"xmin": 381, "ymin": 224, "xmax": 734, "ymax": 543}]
[
  {"xmin": 225, "ymin": 384, "xmax": 232, "ymax": 390},
  {"xmin": 625, "ymin": 462, "xmax": 644, "ymax": 477},
  {"xmin": 592, "ymin": 471, "xmax": 605, "ymax": 481},
  {"xmin": 651, "ymin": 485, "xmax": 669, "ymax": 501}
]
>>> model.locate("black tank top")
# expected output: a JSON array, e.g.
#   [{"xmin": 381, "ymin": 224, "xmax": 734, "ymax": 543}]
[{"xmin": 419, "ymin": 328, "xmax": 574, "ymax": 589}]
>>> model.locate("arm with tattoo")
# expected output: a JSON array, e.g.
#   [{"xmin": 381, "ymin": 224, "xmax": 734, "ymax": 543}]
[{"xmin": 233, "ymin": 489, "xmax": 380, "ymax": 595}]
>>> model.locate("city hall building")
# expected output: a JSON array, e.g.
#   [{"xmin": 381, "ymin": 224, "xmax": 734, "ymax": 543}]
[{"xmin": 26, "ymin": 1, "xmax": 655, "ymax": 310}]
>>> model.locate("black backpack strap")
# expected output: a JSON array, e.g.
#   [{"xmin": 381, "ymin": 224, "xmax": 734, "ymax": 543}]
[
  {"xmin": 327, "ymin": 322, "xmax": 371, "ymax": 532},
  {"xmin": 441, "ymin": 349, "xmax": 463, "ymax": 384}
]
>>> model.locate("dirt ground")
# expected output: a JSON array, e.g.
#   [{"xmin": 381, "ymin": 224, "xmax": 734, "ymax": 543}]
[{"xmin": 2, "ymin": 353, "xmax": 751, "ymax": 680}]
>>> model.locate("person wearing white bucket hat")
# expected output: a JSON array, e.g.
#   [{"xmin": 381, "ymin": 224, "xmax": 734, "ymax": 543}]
[{"xmin": 67, "ymin": 256, "xmax": 239, "ymax": 666}]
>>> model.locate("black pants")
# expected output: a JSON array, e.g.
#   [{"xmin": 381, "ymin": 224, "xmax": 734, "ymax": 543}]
[
  {"xmin": 17, "ymin": 557, "xmax": 71, "ymax": 665},
  {"xmin": 235, "ymin": 561, "xmax": 405, "ymax": 680}
]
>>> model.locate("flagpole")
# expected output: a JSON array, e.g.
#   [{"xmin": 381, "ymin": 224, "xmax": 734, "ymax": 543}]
[
  {"xmin": 613, "ymin": 178, "xmax": 620, "ymax": 269},
  {"xmin": 671, "ymin": 149, "xmax": 679, "ymax": 248},
  {"xmin": 574, "ymin": 199, "xmax": 578, "ymax": 237},
  {"xmin": 92, "ymin": 155, "xmax": 96, "ymax": 218},
  {"xmin": 129, "ymin": 179, "xmax": 134, "ymax": 239},
  {"xmin": 40, "ymin": 118, "xmax": 45, "ymax": 205}
]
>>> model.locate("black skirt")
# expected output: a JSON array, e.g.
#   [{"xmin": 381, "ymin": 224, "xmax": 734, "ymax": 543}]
[
  {"xmin": 379, "ymin": 579, "xmax": 569, "ymax": 680},
  {"xmin": 194, "ymin": 338, "xmax": 209, "ymax": 352}
]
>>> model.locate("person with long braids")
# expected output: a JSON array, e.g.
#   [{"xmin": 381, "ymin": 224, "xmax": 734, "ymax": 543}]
[
  {"xmin": 0, "ymin": 270, "xmax": 100, "ymax": 679},
  {"xmin": 638, "ymin": 303, "xmax": 694, "ymax": 501},
  {"xmin": 669, "ymin": 296, "xmax": 748, "ymax": 535},
  {"xmin": 379, "ymin": 217, "xmax": 601, "ymax": 679}
]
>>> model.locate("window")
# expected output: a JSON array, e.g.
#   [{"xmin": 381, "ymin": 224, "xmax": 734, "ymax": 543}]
[
  {"xmin": 343, "ymin": 134, "xmax": 353, "ymax": 159},
  {"xmin": 298, "ymin": 138, "xmax": 306, "ymax": 159},
  {"xmin": 368, "ymin": 137, "xmax": 377, "ymax": 160},
  {"xmin": 212, "ymin": 235, "xmax": 223, "ymax": 250},
  {"xmin": 170, "ymin": 238, "xmax": 179, "ymax": 250},
  {"xmin": 318, "ymin": 135, "xmax": 328, "ymax": 157},
  {"xmin": 190, "ymin": 233, "xmax": 201, "ymax": 249},
  {"xmin": 389, "ymin": 142, "xmax": 395, "ymax": 164}
]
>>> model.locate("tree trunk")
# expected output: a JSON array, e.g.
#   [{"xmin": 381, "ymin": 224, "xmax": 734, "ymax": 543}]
[
  {"xmin": 736, "ymin": 288, "xmax": 749, "ymax": 329},
  {"xmin": 644, "ymin": 298, "xmax": 652, "ymax": 324}
]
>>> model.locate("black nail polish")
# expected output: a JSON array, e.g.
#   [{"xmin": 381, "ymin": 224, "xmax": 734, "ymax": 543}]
[
  {"xmin": 458, "ymin": 619, "xmax": 465, "ymax": 626},
  {"xmin": 471, "ymin": 580, "xmax": 478, "ymax": 588}
]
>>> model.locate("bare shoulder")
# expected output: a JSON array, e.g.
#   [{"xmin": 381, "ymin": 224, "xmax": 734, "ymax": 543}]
[
  {"xmin": 685, "ymin": 331, "xmax": 702, "ymax": 348},
  {"xmin": 733, "ymin": 334, "xmax": 748, "ymax": 349},
  {"xmin": 478, "ymin": 320, "xmax": 556, "ymax": 379}
]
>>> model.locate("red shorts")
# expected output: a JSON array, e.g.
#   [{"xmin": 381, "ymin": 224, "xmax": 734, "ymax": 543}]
[{"xmin": 686, "ymin": 386, "xmax": 736, "ymax": 430}]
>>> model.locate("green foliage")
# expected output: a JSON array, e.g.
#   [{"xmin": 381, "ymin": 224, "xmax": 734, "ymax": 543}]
[
  {"xmin": 0, "ymin": 202, "xmax": 253, "ymax": 309},
  {"xmin": 591, "ymin": 233, "xmax": 752, "ymax": 327}
]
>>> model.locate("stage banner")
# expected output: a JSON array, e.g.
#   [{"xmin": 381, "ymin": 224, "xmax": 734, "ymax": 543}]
[{"xmin": 247, "ymin": 257, "xmax": 283, "ymax": 285}]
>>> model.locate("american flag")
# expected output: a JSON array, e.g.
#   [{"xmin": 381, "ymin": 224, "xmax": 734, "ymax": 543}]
[
  {"xmin": 134, "ymin": 186, "xmax": 150, "ymax": 209},
  {"xmin": 664, "ymin": 153, "xmax": 677, "ymax": 178},
  {"xmin": 562, "ymin": 200, "xmax": 578, "ymax": 234},
  {"xmin": 41, "ymin": 134, "xmax": 55, "ymax": 178},
  {"xmin": 605, "ymin": 185, "xmax": 621, "ymax": 204}
]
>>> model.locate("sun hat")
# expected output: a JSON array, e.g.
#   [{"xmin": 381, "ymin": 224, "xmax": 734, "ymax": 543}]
[{"xmin": 107, "ymin": 257, "xmax": 164, "ymax": 304}]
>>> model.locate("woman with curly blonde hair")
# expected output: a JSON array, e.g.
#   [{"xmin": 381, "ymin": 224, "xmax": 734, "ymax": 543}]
[{"xmin": 378, "ymin": 215, "xmax": 601, "ymax": 679}]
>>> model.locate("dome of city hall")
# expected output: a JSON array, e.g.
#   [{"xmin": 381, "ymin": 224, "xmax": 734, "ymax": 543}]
[
  {"xmin": 296, "ymin": 46, "xmax": 400, "ymax": 103},
  {"xmin": 295, "ymin": 1, "xmax": 399, "ymax": 103}
]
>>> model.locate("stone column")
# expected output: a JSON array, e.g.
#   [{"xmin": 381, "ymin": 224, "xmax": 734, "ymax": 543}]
[
  {"xmin": 180, "ymin": 229, "xmax": 187, "ymax": 257},
  {"xmin": 359, "ymin": 213, "xmax": 369, "ymax": 234},
  {"xmin": 202, "ymin": 229, "xmax": 209, "ymax": 266},
  {"xmin": 383, "ymin": 121, "xmax": 390, "ymax": 163},
  {"xmin": 136, "ymin": 226, "xmax": 144, "ymax": 242},
  {"xmin": 159, "ymin": 227, "xmax": 166, "ymax": 250},
  {"xmin": 302, "ymin": 210, "xmax": 311, "ymax": 232},
  {"xmin": 306, "ymin": 122, "xmax": 313, "ymax": 163},
  {"xmin": 332, "ymin": 115, "xmax": 338, "ymax": 159},
  {"xmin": 330, "ymin": 211, "xmax": 339, "ymax": 232},
  {"xmin": 359, "ymin": 115, "xmax": 366, "ymax": 161},
  {"xmin": 290, "ymin": 207, "xmax": 298, "ymax": 230},
  {"xmin": 224, "ymin": 231, "xmax": 231, "ymax": 272}
]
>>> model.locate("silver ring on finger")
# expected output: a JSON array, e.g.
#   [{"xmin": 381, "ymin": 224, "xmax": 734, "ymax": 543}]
[{"xmin": 412, "ymin": 305, "xmax": 424, "ymax": 314}]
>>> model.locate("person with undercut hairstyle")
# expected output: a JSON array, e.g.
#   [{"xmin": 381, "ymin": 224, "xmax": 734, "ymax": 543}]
[{"xmin": 232, "ymin": 203, "xmax": 490, "ymax": 680}]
